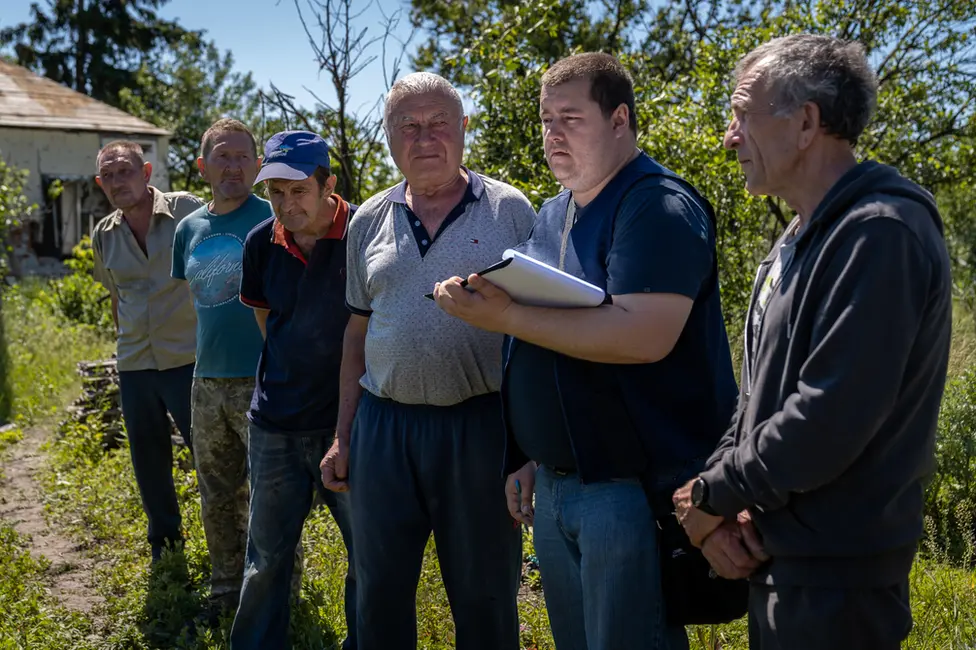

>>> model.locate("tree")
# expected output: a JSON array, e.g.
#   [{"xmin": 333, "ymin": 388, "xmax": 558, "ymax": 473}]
[
  {"xmin": 410, "ymin": 0, "xmax": 650, "ymax": 85},
  {"xmin": 406, "ymin": 0, "xmax": 976, "ymax": 332},
  {"xmin": 261, "ymin": 0, "xmax": 409, "ymax": 204},
  {"xmin": 0, "ymin": 0, "xmax": 190, "ymax": 106},
  {"xmin": 118, "ymin": 33, "xmax": 261, "ymax": 195}
]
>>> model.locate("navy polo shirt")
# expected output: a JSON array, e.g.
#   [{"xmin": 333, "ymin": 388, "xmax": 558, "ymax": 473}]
[
  {"xmin": 239, "ymin": 197, "xmax": 356, "ymax": 436},
  {"xmin": 504, "ymin": 153, "xmax": 737, "ymax": 480},
  {"xmin": 507, "ymin": 180, "xmax": 714, "ymax": 470}
]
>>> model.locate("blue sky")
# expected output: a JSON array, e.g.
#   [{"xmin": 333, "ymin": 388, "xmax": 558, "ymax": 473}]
[{"xmin": 2, "ymin": 0, "xmax": 418, "ymax": 118}]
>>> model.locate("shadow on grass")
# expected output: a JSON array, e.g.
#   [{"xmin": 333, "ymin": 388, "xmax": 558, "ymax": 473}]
[
  {"xmin": 140, "ymin": 547, "xmax": 204, "ymax": 649},
  {"xmin": 135, "ymin": 549, "xmax": 343, "ymax": 650}
]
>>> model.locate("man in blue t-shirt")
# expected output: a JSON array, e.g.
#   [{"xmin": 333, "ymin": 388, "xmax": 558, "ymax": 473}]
[
  {"xmin": 433, "ymin": 53, "xmax": 738, "ymax": 650},
  {"xmin": 171, "ymin": 119, "xmax": 270, "ymax": 622}
]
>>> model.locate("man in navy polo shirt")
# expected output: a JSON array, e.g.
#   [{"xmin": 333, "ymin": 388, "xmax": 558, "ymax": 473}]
[
  {"xmin": 231, "ymin": 131, "xmax": 357, "ymax": 650},
  {"xmin": 433, "ymin": 53, "xmax": 738, "ymax": 650}
]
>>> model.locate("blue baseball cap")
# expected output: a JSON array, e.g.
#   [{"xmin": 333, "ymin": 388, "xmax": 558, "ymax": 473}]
[{"xmin": 254, "ymin": 130, "xmax": 332, "ymax": 185}]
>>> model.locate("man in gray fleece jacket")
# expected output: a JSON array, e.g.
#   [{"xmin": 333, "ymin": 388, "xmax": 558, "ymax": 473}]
[{"xmin": 672, "ymin": 34, "xmax": 952, "ymax": 649}]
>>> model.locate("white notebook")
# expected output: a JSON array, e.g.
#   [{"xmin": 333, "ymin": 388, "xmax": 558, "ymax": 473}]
[{"xmin": 475, "ymin": 249, "xmax": 609, "ymax": 308}]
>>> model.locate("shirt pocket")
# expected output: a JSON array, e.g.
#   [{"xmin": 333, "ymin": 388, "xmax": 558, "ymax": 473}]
[{"xmin": 100, "ymin": 236, "xmax": 148, "ymax": 291}]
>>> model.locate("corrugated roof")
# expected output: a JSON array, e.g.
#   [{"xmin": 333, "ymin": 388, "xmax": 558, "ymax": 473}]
[{"xmin": 0, "ymin": 59, "xmax": 169, "ymax": 136}]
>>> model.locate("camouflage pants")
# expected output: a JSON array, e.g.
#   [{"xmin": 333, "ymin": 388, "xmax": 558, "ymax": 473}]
[{"xmin": 191, "ymin": 377, "xmax": 303, "ymax": 601}]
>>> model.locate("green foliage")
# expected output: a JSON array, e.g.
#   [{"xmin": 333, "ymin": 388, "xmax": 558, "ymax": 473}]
[
  {"xmin": 0, "ymin": 0, "xmax": 191, "ymax": 105},
  {"xmin": 30, "ymin": 238, "xmax": 115, "ymax": 337},
  {"xmin": 415, "ymin": 0, "xmax": 976, "ymax": 326},
  {"xmin": 0, "ymin": 281, "xmax": 113, "ymax": 426},
  {"xmin": 411, "ymin": 0, "xmax": 650, "ymax": 85},
  {"xmin": 0, "ymin": 155, "xmax": 34, "ymax": 274},
  {"xmin": 0, "ymin": 156, "xmax": 36, "ymax": 423},
  {"xmin": 925, "ymin": 365, "xmax": 976, "ymax": 563},
  {"xmin": 940, "ymin": 184, "xmax": 976, "ymax": 311},
  {"xmin": 119, "ymin": 33, "xmax": 262, "ymax": 196}
]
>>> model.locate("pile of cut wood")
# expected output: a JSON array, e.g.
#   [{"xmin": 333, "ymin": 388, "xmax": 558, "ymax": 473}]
[{"xmin": 62, "ymin": 359, "xmax": 185, "ymax": 450}]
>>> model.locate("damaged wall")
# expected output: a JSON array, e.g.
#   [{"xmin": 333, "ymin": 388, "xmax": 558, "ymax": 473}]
[{"xmin": 0, "ymin": 127, "xmax": 171, "ymax": 256}]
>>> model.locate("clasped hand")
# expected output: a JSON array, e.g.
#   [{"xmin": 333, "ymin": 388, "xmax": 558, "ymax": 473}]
[{"xmin": 673, "ymin": 478, "xmax": 770, "ymax": 580}]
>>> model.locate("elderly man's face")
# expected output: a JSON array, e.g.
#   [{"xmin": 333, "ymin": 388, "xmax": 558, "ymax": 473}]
[
  {"xmin": 386, "ymin": 92, "xmax": 466, "ymax": 188},
  {"xmin": 723, "ymin": 69, "xmax": 803, "ymax": 197},
  {"xmin": 96, "ymin": 150, "xmax": 151, "ymax": 211},
  {"xmin": 267, "ymin": 174, "xmax": 335, "ymax": 234}
]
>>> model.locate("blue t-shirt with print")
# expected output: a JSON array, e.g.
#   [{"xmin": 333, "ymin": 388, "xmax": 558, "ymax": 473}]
[{"xmin": 172, "ymin": 194, "xmax": 271, "ymax": 378}]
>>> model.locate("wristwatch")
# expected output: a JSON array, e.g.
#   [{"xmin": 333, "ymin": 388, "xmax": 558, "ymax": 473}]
[{"xmin": 691, "ymin": 476, "xmax": 717, "ymax": 516}]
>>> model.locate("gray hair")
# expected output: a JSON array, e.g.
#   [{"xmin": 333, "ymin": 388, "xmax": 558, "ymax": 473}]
[
  {"xmin": 735, "ymin": 34, "xmax": 878, "ymax": 145},
  {"xmin": 383, "ymin": 72, "xmax": 464, "ymax": 133},
  {"xmin": 96, "ymin": 140, "xmax": 146, "ymax": 171}
]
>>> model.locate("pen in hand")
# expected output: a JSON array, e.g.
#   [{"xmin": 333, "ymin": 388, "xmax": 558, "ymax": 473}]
[{"xmin": 425, "ymin": 278, "xmax": 472, "ymax": 301}]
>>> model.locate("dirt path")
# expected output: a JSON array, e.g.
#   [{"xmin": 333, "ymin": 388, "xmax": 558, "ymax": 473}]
[{"xmin": 0, "ymin": 424, "xmax": 103, "ymax": 615}]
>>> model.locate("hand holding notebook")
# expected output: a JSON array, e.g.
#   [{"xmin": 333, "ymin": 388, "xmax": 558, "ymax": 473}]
[{"xmin": 426, "ymin": 249, "xmax": 609, "ymax": 308}]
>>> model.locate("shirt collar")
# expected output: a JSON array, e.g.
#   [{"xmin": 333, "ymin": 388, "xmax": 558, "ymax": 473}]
[
  {"xmin": 272, "ymin": 194, "xmax": 350, "ymax": 263},
  {"xmin": 387, "ymin": 167, "xmax": 484, "ymax": 205},
  {"xmin": 102, "ymin": 186, "xmax": 172, "ymax": 230}
]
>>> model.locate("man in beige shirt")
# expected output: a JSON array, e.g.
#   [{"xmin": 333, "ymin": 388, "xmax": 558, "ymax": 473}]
[{"xmin": 91, "ymin": 139, "xmax": 202, "ymax": 563}]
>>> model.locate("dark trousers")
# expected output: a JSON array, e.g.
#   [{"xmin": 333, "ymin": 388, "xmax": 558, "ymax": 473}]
[
  {"xmin": 349, "ymin": 391, "xmax": 522, "ymax": 650},
  {"xmin": 748, "ymin": 580, "xmax": 912, "ymax": 650},
  {"xmin": 118, "ymin": 362, "xmax": 194, "ymax": 556},
  {"xmin": 230, "ymin": 423, "xmax": 357, "ymax": 650}
]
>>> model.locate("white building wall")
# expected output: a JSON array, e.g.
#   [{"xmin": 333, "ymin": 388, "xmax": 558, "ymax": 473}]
[{"xmin": 0, "ymin": 127, "xmax": 170, "ymax": 215}]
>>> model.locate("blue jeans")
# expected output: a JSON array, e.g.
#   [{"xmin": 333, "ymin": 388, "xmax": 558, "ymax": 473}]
[
  {"xmin": 533, "ymin": 466, "xmax": 689, "ymax": 650},
  {"xmin": 117, "ymin": 362, "xmax": 194, "ymax": 557},
  {"xmin": 349, "ymin": 391, "xmax": 521, "ymax": 650},
  {"xmin": 230, "ymin": 423, "xmax": 357, "ymax": 650}
]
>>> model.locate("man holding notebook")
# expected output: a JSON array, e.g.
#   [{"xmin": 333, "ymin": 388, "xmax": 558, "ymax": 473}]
[{"xmin": 432, "ymin": 53, "xmax": 738, "ymax": 650}]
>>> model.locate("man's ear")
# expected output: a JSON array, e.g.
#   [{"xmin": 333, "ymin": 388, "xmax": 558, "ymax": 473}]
[
  {"xmin": 196, "ymin": 157, "xmax": 206, "ymax": 178},
  {"xmin": 797, "ymin": 101, "xmax": 821, "ymax": 151},
  {"xmin": 612, "ymin": 103, "xmax": 630, "ymax": 136},
  {"xmin": 143, "ymin": 162, "xmax": 153, "ymax": 182},
  {"xmin": 95, "ymin": 176, "xmax": 103, "ymax": 190}
]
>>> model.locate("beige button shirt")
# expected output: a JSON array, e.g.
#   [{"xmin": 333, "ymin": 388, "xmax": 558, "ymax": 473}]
[{"xmin": 92, "ymin": 187, "xmax": 203, "ymax": 371}]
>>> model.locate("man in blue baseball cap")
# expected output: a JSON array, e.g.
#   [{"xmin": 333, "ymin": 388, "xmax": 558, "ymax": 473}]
[{"xmin": 231, "ymin": 130, "xmax": 358, "ymax": 650}]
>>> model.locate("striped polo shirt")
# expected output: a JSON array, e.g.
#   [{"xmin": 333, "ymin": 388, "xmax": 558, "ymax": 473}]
[{"xmin": 346, "ymin": 169, "xmax": 536, "ymax": 406}]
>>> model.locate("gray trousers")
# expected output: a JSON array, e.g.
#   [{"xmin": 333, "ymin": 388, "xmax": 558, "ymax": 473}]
[
  {"xmin": 748, "ymin": 581, "xmax": 912, "ymax": 650},
  {"xmin": 348, "ymin": 390, "xmax": 522, "ymax": 650}
]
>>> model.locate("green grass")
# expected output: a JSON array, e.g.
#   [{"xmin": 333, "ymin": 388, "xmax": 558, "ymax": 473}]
[
  {"xmin": 1, "ymin": 281, "xmax": 114, "ymax": 426},
  {"xmin": 0, "ymin": 523, "xmax": 100, "ymax": 649},
  {"xmin": 2, "ymin": 281, "xmax": 976, "ymax": 648}
]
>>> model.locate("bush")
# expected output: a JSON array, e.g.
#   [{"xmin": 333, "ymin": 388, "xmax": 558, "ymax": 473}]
[
  {"xmin": 925, "ymin": 366, "xmax": 976, "ymax": 564},
  {"xmin": 1, "ymin": 281, "xmax": 113, "ymax": 425},
  {"xmin": 39, "ymin": 237, "xmax": 114, "ymax": 338}
]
